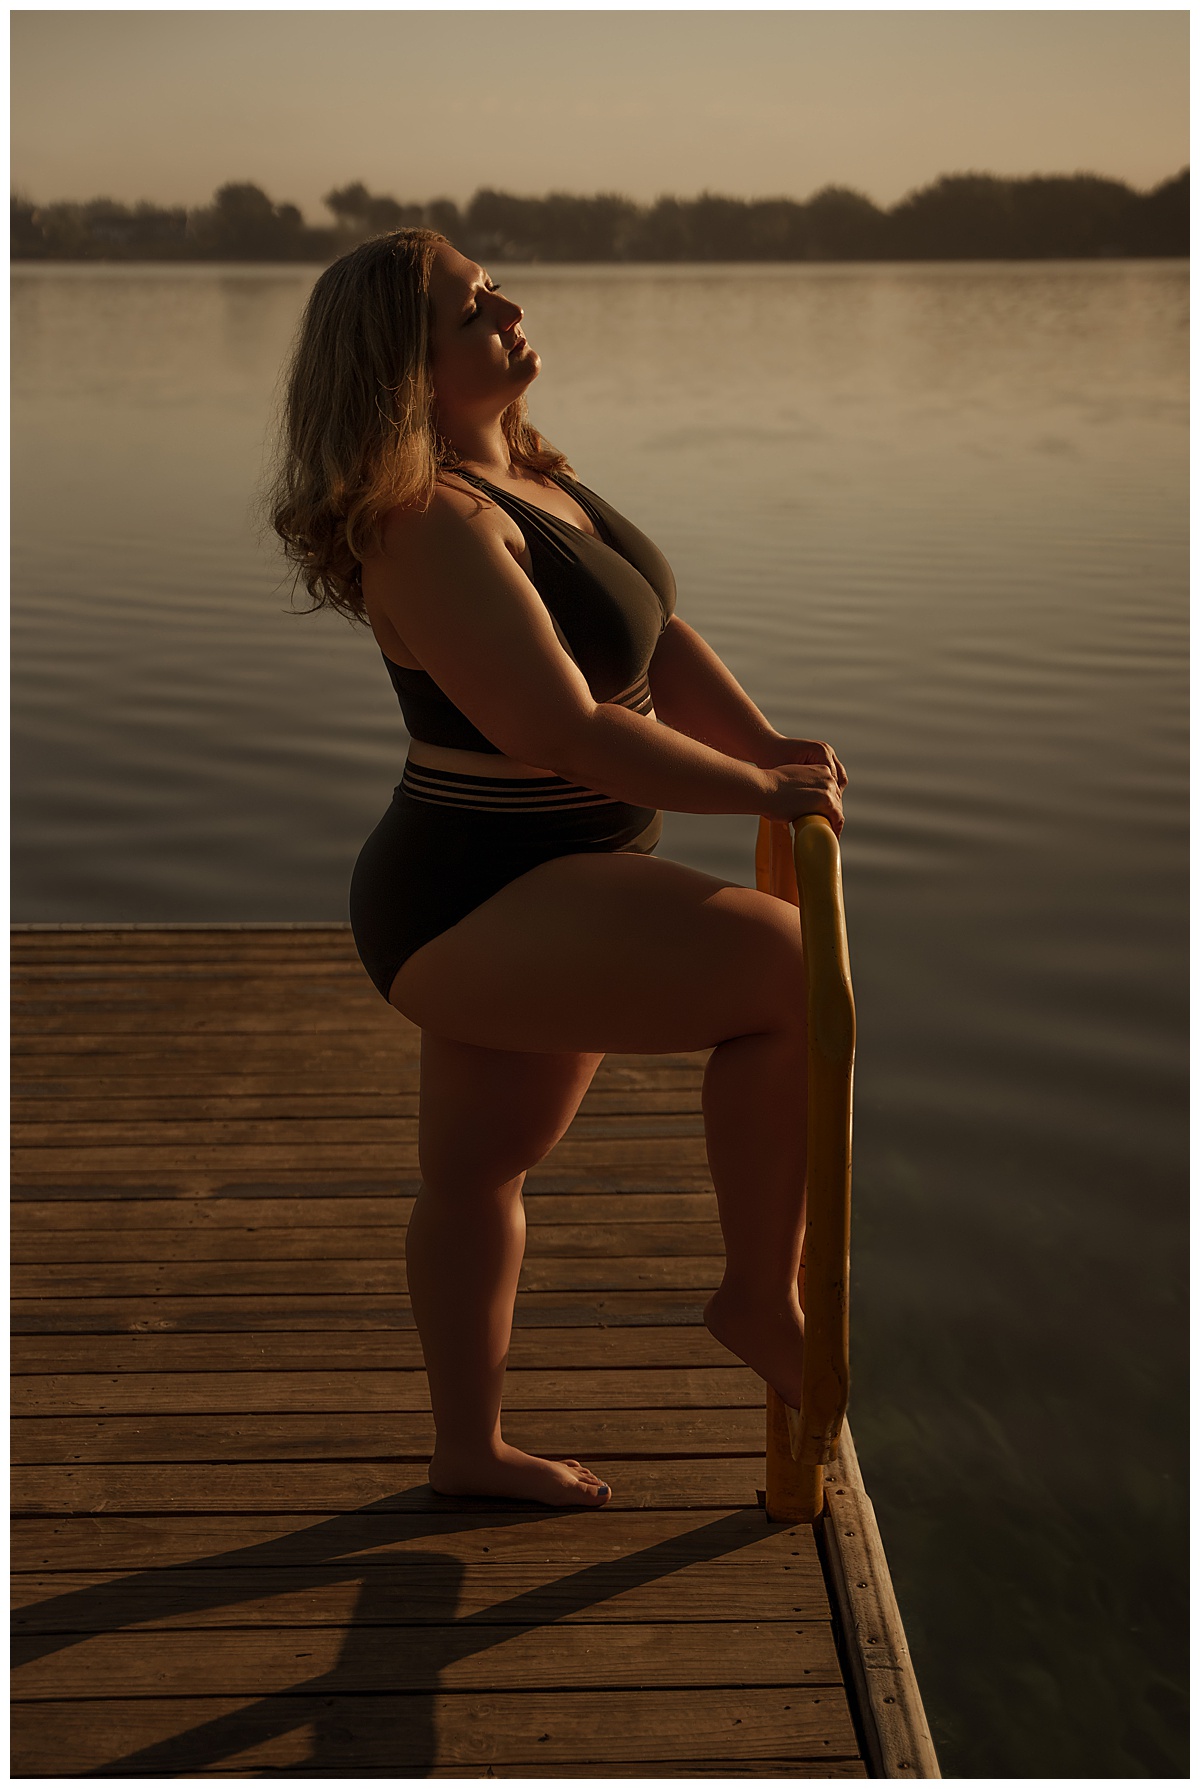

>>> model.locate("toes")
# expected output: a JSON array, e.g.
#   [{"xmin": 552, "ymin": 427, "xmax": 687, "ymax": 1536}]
[{"xmin": 562, "ymin": 1462, "xmax": 608, "ymax": 1497}]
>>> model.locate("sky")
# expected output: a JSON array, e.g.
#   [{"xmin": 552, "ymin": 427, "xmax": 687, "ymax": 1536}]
[{"xmin": 10, "ymin": 9, "xmax": 1190, "ymax": 218}]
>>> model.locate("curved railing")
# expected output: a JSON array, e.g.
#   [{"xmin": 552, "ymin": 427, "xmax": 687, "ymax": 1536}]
[{"xmin": 755, "ymin": 815, "xmax": 855, "ymax": 1523}]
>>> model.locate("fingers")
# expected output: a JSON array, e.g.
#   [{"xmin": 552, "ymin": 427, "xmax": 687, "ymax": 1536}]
[
  {"xmin": 776, "ymin": 737, "xmax": 848, "ymax": 792},
  {"xmin": 820, "ymin": 784, "xmax": 844, "ymax": 837},
  {"xmin": 813, "ymin": 769, "xmax": 844, "ymax": 836},
  {"xmin": 818, "ymin": 743, "xmax": 847, "ymax": 790},
  {"xmin": 767, "ymin": 765, "xmax": 845, "ymax": 835}
]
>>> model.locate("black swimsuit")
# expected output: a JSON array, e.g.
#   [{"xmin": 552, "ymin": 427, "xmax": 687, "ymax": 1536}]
[{"xmin": 348, "ymin": 471, "xmax": 677, "ymax": 1001}]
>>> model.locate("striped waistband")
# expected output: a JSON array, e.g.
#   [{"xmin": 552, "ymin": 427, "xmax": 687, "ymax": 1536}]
[
  {"xmin": 399, "ymin": 762, "xmax": 621, "ymax": 813},
  {"xmin": 611, "ymin": 670, "xmax": 654, "ymax": 718}
]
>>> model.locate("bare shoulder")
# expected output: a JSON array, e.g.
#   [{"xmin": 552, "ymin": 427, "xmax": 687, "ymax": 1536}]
[{"xmin": 376, "ymin": 476, "xmax": 517, "ymax": 566}]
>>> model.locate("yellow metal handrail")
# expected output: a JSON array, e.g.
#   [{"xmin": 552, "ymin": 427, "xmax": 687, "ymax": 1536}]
[{"xmin": 755, "ymin": 815, "xmax": 855, "ymax": 1523}]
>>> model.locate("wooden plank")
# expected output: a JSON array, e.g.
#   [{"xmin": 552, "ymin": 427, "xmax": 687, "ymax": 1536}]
[
  {"xmin": 13, "ymin": 1621, "xmax": 841, "ymax": 1697},
  {"xmin": 10, "ymin": 928, "xmax": 355, "ymax": 940},
  {"xmin": 9, "ymin": 1044, "xmax": 701, "ymax": 1073},
  {"xmin": 10, "ymin": 1688, "xmax": 859, "ymax": 1772},
  {"xmin": 11, "ymin": 1087, "xmax": 700, "ymax": 1122},
  {"xmin": 12, "ymin": 1063, "xmax": 704, "ymax": 1100},
  {"xmin": 11, "ymin": 1190, "xmax": 720, "ymax": 1232},
  {"xmin": 9, "ymin": 946, "xmax": 358, "ymax": 959},
  {"xmin": 5, "ymin": 943, "xmax": 350, "ymax": 959},
  {"xmin": 11, "ymin": 995, "xmax": 678, "ymax": 1027},
  {"xmin": 13, "ymin": 1408, "xmax": 764, "ymax": 1463},
  {"xmin": 11, "ymin": 1567, "xmax": 826, "ymax": 1624},
  {"xmin": 12, "ymin": 1289, "xmax": 711, "ymax": 1332},
  {"xmin": 12, "ymin": 1220, "xmax": 723, "ymax": 1265},
  {"xmin": 11, "ymin": 1458, "xmax": 765, "ymax": 1514},
  {"xmin": 10, "ymin": 968, "xmax": 374, "ymax": 991},
  {"xmin": 820, "ymin": 1427, "xmax": 941, "ymax": 1778},
  {"xmin": 12, "ymin": 1169, "xmax": 713, "ymax": 1200},
  {"xmin": 10, "ymin": 1044, "xmax": 427, "ymax": 1072},
  {"xmin": 12, "ymin": 1366, "xmax": 762, "ymax": 1415},
  {"xmin": 11, "ymin": 1177, "xmax": 434, "ymax": 1200},
  {"xmin": 12, "ymin": 1223, "xmax": 441, "ymax": 1266},
  {"xmin": 11, "ymin": 953, "xmax": 364, "ymax": 973},
  {"xmin": 13, "ymin": 1113, "xmax": 707, "ymax": 1147},
  {"xmin": 7, "ymin": 927, "xmax": 335, "ymax": 949},
  {"xmin": 12, "ymin": 1167, "xmax": 716, "ymax": 1197},
  {"xmin": 11, "ymin": 1094, "xmax": 434, "ymax": 1119},
  {"xmin": 11, "ymin": 1007, "xmax": 398, "ymax": 1039},
  {"xmin": 2, "ymin": 935, "xmax": 370, "ymax": 956},
  {"xmin": 12, "ymin": 1255, "xmax": 725, "ymax": 1296},
  {"xmin": 8, "ymin": 1038, "xmax": 691, "ymax": 1063},
  {"xmin": 13, "ymin": 1565, "xmax": 827, "ymax": 1623},
  {"xmin": 12, "ymin": 968, "xmax": 370, "ymax": 993},
  {"xmin": 8, "ymin": 963, "xmax": 363, "ymax": 988},
  {"xmin": 12, "ymin": 966, "xmax": 377, "ymax": 990},
  {"xmin": 13, "ymin": 1566, "xmax": 830, "ymax": 1630},
  {"xmin": 13, "ymin": 1222, "xmax": 725, "ymax": 1265},
  {"xmin": 11, "ymin": 1021, "xmax": 416, "ymax": 1049},
  {"xmin": 12, "ymin": 1136, "xmax": 712, "ymax": 1174},
  {"xmin": 206, "ymin": 1761, "xmax": 866, "ymax": 1778},
  {"xmin": 294, "ymin": 1762, "xmax": 868, "ymax": 1778},
  {"xmin": 14, "ymin": 1066, "xmax": 428, "ymax": 1091},
  {"xmin": 118, "ymin": 1763, "xmax": 866, "ymax": 1779},
  {"xmin": 10, "ymin": 1326, "xmax": 733, "ymax": 1373},
  {"xmin": 10, "ymin": 980, "xmax": 376, "ymax": 1003},
  {"xmin": 11, "ymin": 1507, "xmax": 811, "ymax": 1569}
]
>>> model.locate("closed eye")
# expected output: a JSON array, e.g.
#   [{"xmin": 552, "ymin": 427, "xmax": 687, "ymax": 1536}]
[{"xmin": 463, "ymin": 281, "xmax": 501, "ymax": 323}]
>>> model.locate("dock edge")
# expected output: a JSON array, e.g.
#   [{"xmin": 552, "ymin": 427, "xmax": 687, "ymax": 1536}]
[{"xmin": 817, "ymin": 1422, "xmax": 941, "ymax": 1778}]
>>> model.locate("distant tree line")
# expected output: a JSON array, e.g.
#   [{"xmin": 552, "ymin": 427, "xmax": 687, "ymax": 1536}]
[{"xmin": 11, "ymin": 170, "xmax": 1188, "ymax": 263}]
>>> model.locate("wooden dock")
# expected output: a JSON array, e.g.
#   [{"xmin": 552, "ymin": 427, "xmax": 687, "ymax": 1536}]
[{"xmin": 12, "ymin": 923, "xmax": 935, "ymax": 1777}]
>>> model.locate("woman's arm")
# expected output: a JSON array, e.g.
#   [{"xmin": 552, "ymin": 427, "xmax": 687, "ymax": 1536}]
[
  {"xmin": 647, "ymin": 616, "xmax": 776, "ymax": 760},
  {"xmin": 648, "ymin": 616, "xmax": 846, "ymax": 785},
  {"xmin": 364, "ymin": 494, "xmax": 842, "ymax": 830}
]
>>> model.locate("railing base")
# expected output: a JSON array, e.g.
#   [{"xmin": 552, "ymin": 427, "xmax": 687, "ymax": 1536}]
[{"xmin": 764, "ymin": 1384, "xmax": 825, "ymax": 1522}]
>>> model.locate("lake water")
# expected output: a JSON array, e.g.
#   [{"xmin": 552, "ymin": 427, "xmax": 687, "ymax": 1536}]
[{"xmin": 11, "ymin": 260, "xmax": 1188, "ymax": 1777}]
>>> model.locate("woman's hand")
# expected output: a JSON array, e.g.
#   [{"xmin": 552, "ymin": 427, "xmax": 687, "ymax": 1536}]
[
  {"xmin": 760, "ymin": 762, "xmax": 845, "ymax": 835},
  {"xmin": 756, "ymin": 733, "xmax": 847, "ymax": 791}
]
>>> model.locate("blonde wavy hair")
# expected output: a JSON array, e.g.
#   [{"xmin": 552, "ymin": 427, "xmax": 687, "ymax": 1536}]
[{"xmin": 270, "ymin": 228, "xmax": 570, "ymax": 622}]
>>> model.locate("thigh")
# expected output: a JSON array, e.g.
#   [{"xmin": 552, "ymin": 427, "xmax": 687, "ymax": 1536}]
[
  {"xmin": 418, "ymin": 1031, "xmax": 605, "ymax": 1193},
  {"xmin": 391, "ymin": 850, "xmax": 805, "ymax": 1055}
]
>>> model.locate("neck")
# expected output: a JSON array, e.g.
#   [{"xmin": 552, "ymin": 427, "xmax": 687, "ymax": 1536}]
[{"xmin": 438, "ymin": 411, "xmax": 512, "ymax": 480}]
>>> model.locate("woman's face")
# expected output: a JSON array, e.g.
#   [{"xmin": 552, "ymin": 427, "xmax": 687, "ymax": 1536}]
[{"xmin": 427, "ymin": 240, "xmax": 539, "ymax": 414}]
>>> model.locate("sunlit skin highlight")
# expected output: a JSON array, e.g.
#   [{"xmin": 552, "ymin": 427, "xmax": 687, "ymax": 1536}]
[{"xmin": 426, "ymin": 245, "xmax": 540, "ymax": 446}]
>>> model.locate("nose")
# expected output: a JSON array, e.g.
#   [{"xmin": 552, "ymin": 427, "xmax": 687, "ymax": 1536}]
[{"xmin": 497, "ymin": 294, "xmax": 523, "ymax": 326}]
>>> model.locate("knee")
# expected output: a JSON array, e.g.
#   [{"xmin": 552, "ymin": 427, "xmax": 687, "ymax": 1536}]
[
  {"xmin": 418, "ymin": 1116, "xmax": 564, "ymax": 1197},
  {"xmin": 732, "ymin": 896, "xmax": 806, "ymax": 1036},
  {"xmin": 417, "ymin": 1165, "xmax": 527, "ymax": 1206}
]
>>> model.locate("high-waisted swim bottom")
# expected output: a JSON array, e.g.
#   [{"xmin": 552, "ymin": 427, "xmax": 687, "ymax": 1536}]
[{"xmin": 349, "ymin": 759, "xmax": 662, "ymax": 1002}]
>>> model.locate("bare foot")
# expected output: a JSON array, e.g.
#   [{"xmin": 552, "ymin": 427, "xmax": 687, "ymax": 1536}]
[
  {"xmin": 704, "ymin": 1282, "xmax": 806, "ymax": 1408},
  {"xmin": 428, "ymin": 1438, "xmax": 611, "ymax": 1506}
]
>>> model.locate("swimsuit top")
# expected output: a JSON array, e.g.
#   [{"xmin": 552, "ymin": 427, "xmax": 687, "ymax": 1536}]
[{"xmin": 381, "ymin": 469, "xmax": 677, "ymax": 755}]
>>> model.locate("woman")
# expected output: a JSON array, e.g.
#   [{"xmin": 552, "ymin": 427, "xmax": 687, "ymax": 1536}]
[{"xmin": 272, "ymin": 230, "xmax": 846, "ymax": 1509}]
